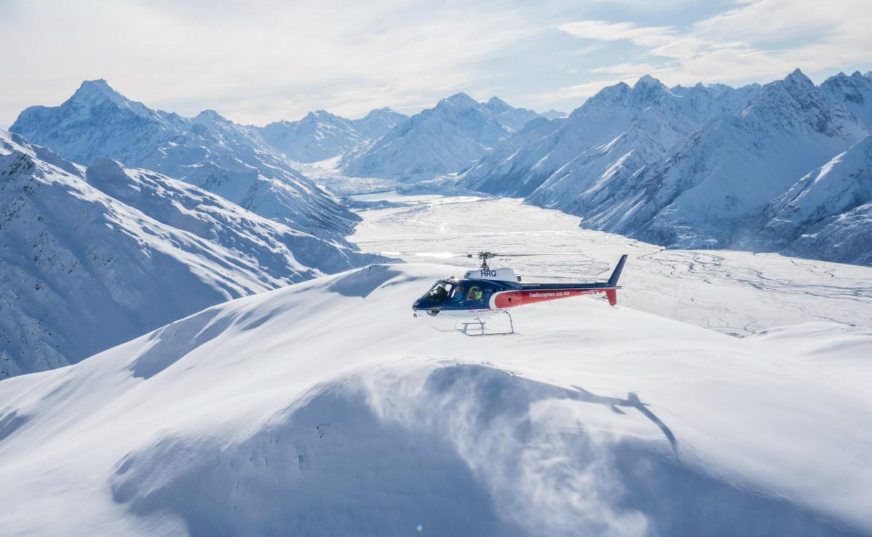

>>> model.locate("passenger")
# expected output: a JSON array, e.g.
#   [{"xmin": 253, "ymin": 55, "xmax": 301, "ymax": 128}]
[{"xmin": 467, "ymin": 287, "xmax": 483, "ymax": 301}]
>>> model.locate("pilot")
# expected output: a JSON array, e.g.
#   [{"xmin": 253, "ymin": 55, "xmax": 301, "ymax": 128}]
[{"xmin": 430, "ymin": 284, "xmax": 448, "ymax": 302}]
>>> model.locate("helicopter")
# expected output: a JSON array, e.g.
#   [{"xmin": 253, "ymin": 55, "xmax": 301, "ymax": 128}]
[{"xmin": 412, "ymin": 251, "xmax": 628, "ymax": 331}]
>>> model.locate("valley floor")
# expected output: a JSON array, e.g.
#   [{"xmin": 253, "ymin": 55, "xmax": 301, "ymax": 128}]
[{"xmin": 349, "ymin": 193, "xmax": 872, "ymax": 336}]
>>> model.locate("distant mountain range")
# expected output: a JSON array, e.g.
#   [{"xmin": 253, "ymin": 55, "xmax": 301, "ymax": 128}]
[
  {"xmin": 0, "ymin": 129, "xmax": 379, "ymax": 379},
  {"xmin": 259, "ymin": 108, "xmax": 407, "ymax": 163},
  {"xmin": 340, "ymin": 93, "xmax": 543, "ymax": 179},
  {"xmin": 462, "ymin": 70, "xmax": 872, "ymax": 266}
]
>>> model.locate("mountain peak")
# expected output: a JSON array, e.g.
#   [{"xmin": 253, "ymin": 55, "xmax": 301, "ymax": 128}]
[
  {"xmin": 73, "ymin": 79, "xmax": 127, "ymax": 105},
  {"xmin": 542, "ymin": 109, "xmax": 567, "ymax": 120},
  {"xmin": 784, "ymin": 68, "xmax": 812, "ymax": 86},
  {"xmin": 68, "ymin": 79, "xmax": 158, "ymax": 121},
  {"xmin": 485, "ymin": 96, "xmax": 512, "ymax": 112},
  {"xmin": 196, "ymin": 109, "xmax": 225, "ymax": 119},
  {"xmin": 304, "ymin": 109, "xmax": 342, "ymax": 122},
  {"xmin": 440, "ymin": 93, "xmax": 479, "ymax": 109},
  {"xmin": 635, "ymin": 74, "xmax": 664, "ymax": 88}
]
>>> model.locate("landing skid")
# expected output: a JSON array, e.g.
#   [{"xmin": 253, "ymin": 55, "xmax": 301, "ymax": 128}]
[{"xmin": 457, "ymin": 310, "xmax": 515, "ymax": 337}]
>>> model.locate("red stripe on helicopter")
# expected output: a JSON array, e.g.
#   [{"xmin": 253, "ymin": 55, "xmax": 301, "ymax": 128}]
[{"xmin": 492, "ymin": 288, "xmax": 617, "ymax": 309}]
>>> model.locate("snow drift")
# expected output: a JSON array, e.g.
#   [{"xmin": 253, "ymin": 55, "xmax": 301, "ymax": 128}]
[{"xmin": 0, "ymin": 264, "xmax": 869, "ymax": 537}]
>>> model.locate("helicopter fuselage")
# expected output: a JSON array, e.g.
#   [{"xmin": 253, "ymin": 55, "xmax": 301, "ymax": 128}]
[{"xmin": 412, "ymin": 256, "xmax": 627, "ymax": 318}]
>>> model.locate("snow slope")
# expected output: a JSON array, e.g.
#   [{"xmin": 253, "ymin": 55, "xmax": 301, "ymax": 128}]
[
  {"xmin": 0, "ymin": 263, "xmax": 870, "ymax": 537},
  {"xmin": 761, "ymin": 136, "xmax": 872, "ymax": 265},
  {"xmin": 0, "ymin": 130, "xmax": 378, "ymax": 379},
  {"xmin": 341, "ymin": 93, "xmax": 540, "ymax": 179},
  {"xmin": 10, "ymin": 80, "xmax": 358, "ymax": 240}
]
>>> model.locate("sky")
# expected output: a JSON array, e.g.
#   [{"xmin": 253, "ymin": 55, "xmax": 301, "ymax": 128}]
[{"xmin": 1, "ymin": 0, "xmax": 871, "ymax": 128}]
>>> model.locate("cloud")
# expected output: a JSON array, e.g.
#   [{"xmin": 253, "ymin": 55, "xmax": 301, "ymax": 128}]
[
  {"xmin": 558, "ymin": 20, "xmax": 676, "ymax": 47},
  {"xmin": 1, "ymin": 0, "xmax": 869, "ymax": 126},
  {"xmin": 0, "ymin": 0, "xmax": 538, "ymax": 126},
  {"xmin": 558, "ymin": 0, "xmax": 872, "ymax": 88}
]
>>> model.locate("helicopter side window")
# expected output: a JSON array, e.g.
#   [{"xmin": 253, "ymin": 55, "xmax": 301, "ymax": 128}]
[{"xmin": 466, "ymin": 286, "xmax": 483, "ymax": 302}]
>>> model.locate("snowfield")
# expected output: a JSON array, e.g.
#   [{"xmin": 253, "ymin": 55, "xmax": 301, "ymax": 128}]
[{"xmin": 0, "ymin": 263, "xmax": 870, "ymax": 537}]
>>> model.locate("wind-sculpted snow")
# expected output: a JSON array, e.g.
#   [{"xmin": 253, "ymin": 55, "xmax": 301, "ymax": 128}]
[
  {"xmin": 341, "ymin": 93, "xmax": 541, "ymax": 180},
  {"xmin": 10, "ymin": 80, "xmax": 359, "ymax": 241},
  {"xmin": 0, "ymin": 130, "xmax": 379, "ymax": 379},
  {"xmin": 0, "ymin": 264, "xmax": 869, "ymax": 536}
]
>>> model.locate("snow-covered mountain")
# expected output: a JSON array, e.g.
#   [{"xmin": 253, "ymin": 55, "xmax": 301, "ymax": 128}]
[
  {"xmin": 760, "ymin": 135, "xmax": 872, "ymax": 265},
  {"xmin": 483, "ymin": 97, "xmax": 541, "ymax": 133},
  {"xmin": 464, "ymin": 70, "xmax": 872, "ymax": 262},
  {"xmin": 341, "ymin": 93, "xmax": 541, "ymax": 179},
  {"xmin": 10, "ymin": 80, "xmax": 359, "ymax": 240},
  {"xmin": 541, "ymin": 109, "xmax": 567, "ymax": 120},
  {"xmin": 258, "ymin": 108, "xmax": 408, "ymax": 163},
  {"xmin": 1, "ymin": 263, "xmax": 870, "ymax": 536},
  {"xmin": 353, "ymin": 107, "xmax": 408, "ymax": 138},
  {"xmin": 259, "ymin": 110, "xmax": 368, "ymax": 163},
  {"xmin": 0, "ymin": 129, "xmax": 378, "ymax": 379},
  {"xmin": 620, "ymin": 69, "xmax": 868, "ymax": 249},
  {"xmin": 462, "ymin": 76, "xmax": 758, "ymax": 206},
  {"xmin": 820, "ymin": 71, "xmax": 872, "ymax": 130}
]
